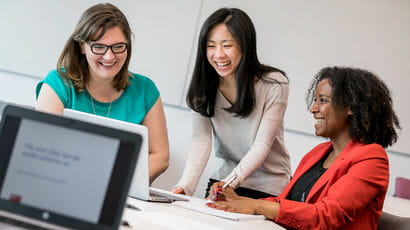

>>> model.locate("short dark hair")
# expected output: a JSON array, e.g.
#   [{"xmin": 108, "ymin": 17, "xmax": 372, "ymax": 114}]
[
  {"xmin": 57, "ymin": 3, "xmax": 132, "ymax": 91},
  {"xmin": 306, "ymin": 66, "xmax": 400, "ymax": 147},
  {"xmin": 187, "ymin": 7, "xmax": 287, "ymax": 117}
]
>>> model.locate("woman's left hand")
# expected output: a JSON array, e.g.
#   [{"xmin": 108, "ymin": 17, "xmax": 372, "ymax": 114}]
[
  {"xmin": 207, "ymin": 197, "xmax": 258, "ymax": 215},
  {"xmin": 208, "ymin": 198, "xmax": 280, "ymax": 220}
]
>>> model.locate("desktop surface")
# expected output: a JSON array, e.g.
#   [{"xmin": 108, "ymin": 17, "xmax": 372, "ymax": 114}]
[{"xmin": 383, "ymin": 196, "xmax": 410, "ymax": 217}]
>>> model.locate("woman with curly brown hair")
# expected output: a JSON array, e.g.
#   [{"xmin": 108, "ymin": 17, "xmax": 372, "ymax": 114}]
[{"xmin": 208, "ymin": 66, "xmax": 400, "ymax": 230}]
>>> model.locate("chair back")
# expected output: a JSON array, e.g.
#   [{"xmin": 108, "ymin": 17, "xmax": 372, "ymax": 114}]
[
  {"xmin": 395, "ymin": 177, "xmax": 410, "ymax": 199},
  {"xmin": 378, "ymin": 212, "xmax": 410, "ymax": 230}
]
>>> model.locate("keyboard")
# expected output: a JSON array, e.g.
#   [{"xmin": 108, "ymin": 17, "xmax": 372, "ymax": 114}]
[{"xmin": 149, "ymin": 190, "xmax": 189, "ymax": 202}]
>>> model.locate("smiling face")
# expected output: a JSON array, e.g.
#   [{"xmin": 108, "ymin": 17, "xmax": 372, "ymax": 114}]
[
  {"xmin": 310, "ymin": 79, "xmax": 352, "ymax": 139},
  {"xmin": 81, "ymin": 26, "xmax": 128, "ymax": 83},
  {"xmin": 206, "ymin": 23, "xmax": 242, "ymax": 80}
]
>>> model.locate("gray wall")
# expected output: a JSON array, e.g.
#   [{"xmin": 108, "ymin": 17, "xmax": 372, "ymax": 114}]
[{"xmin": 1, "ymin": 0, "xmax": 409, "ymax": 197}]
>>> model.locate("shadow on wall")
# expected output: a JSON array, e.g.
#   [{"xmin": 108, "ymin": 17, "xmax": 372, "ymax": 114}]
[
  {"xmin": 151, "ymin": 104, "xmax": 325, "ymax": 198},
  {"xmin": 0, "ymin": 100, "xmax": 7, "ymax": 113},
  {"xmin": 151, "ymin": 105, "xmax": 222, "ymax": 198}
]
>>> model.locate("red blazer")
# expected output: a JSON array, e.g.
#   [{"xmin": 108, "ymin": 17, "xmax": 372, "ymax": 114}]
[{"xmin": 265, "ymin": 140, "xmax": 389, "ymax": 230}]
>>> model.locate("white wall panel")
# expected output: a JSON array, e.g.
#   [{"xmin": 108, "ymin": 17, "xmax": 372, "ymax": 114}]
[
  {"xmin": 192, "ymin": 0, "xmax": 410, "ymax": 154},
  {"xmin": 0, "ymin": 0, "xmax": 202, "ymax": 107},
  {"xmin": 0, "ymin": 0, "xmax": 409, "ymax": 168}
]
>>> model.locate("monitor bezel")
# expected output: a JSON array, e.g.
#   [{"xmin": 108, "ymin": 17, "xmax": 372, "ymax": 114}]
[{"xmin": 0, "ymin": 105, "xmax": 141, "ymax": 230}]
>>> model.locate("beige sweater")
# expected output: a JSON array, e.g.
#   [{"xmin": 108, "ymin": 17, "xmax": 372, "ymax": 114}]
[{"xmin": 175, "ymin": 72, "xmax": 291, "ymax": 196}]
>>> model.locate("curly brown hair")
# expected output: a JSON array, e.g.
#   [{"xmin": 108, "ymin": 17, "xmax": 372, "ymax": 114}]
[{"xmin": 306, "ymin": 66, "xmax": 400, "ymax": 148}]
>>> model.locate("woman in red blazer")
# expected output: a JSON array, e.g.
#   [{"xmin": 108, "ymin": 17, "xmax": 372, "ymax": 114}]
[{"xmin": 208, "ymin": 66, "xmax": 401, "ymax": 230}]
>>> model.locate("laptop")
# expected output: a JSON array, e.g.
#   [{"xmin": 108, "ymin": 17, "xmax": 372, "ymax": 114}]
[
  {"xmin": 62, "ymin": 109, "xmax": 188, "ymax": 203},
  {"xmin": 0, "ymin": 104, "xmax": 142, "ymax": 230}
]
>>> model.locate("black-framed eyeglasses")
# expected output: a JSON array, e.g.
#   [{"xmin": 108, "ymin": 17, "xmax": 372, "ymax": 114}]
[{"xmin": 89, "ymin": 42, "xmax": 128, "ymax": 55}]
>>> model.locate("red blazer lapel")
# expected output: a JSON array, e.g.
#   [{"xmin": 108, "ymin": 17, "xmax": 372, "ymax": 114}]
[
  {"xmin": 305, "ymin": 140, "xmax": 355, "ymax": 202},
  {"xmin": 280, "ymin": 142, "xmax": 332, "ymax": 198}
]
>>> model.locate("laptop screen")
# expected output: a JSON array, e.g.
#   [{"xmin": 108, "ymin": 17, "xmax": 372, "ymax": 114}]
[
  {"xmin": 62, "ymin": 108, "xmax": 150, "ymax": 200},
  {"xmin": 0, "ymin": 105, "xmax": 141, "ymax": 230}
]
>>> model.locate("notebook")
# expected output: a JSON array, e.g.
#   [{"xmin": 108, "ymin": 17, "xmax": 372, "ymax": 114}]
[
  {"xmin": 0, "ymin": 104, "xmax": 142, "ymax": 230},
  {"xmin": 173, "ymin": 196, "xmax": 266, "ymax": 221},
  {"xmin": 62, "ymin": 109, "xmax": 188, "ymax": 203}
]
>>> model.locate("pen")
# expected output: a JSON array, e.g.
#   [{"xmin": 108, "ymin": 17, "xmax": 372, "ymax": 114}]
[
  {"xmin": 126, "ymin": 203, "xmax": 141, "ymax": 211},
  {"xmin": 210, "ymin": 174, "xmax": 237, "ymax": 201},
  {"xmin": 222, "ymin": 174, "xmax": 237, "ymax": 189}
]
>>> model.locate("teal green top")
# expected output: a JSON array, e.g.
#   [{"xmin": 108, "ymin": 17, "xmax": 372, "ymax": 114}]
[{"xmin": 36, "ymin": 69, "xmax": 160, "ymax": 124}]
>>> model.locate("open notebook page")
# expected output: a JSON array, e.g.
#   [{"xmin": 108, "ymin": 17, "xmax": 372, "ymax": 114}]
[{"xmin": 172, "ymin": 197, "xmax": 265, "ymax": 221}]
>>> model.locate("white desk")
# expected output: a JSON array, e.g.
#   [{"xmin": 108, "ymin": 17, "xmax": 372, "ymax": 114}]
[
  {"xmin": 383, "ymin": 196, "xmax": 410, "ymax": 217},
  {"xmin": 120, "ymin": 191, "xmax": 284, "ymax": 230}
]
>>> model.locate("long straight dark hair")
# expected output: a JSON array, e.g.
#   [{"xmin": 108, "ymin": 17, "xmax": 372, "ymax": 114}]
[{"xmin": 187, "ymin": 7, "xmax": 287, "ymax": 117}]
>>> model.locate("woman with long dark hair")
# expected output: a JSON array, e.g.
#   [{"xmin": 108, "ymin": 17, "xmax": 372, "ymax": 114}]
[{"xmin": 172, "ymin": 7, "xmax": 291, "ymax": 198}]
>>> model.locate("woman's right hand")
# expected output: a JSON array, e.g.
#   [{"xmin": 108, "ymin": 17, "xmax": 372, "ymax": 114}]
[
  {"xmin": 171, "ymin": 186, "xmax": 186, "ymax": 194},
  {"xmin": 207, "ymin": 181, "xmax": 240, "ymax": 202},
  {"xmin": 219, "ymin": 185, "xmax": 241, "ymax": 201}
]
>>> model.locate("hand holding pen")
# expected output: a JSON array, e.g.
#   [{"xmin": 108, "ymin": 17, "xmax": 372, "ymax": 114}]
[{"xmin": 208, "ymin": 175, "xmax": 237, "ymax": 202}]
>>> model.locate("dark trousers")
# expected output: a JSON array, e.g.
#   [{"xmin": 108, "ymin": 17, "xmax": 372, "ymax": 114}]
[{"xmin": 205, "ymin": 178, "xmax": 275, "ymax": 199}]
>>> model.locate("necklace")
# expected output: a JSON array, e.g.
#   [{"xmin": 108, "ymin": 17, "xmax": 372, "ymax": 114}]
[{"xmin": 90, "ymin": 96, "xmax": 113, "ymax": 117}]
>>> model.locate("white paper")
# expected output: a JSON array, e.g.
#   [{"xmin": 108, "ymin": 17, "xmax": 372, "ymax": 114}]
[{"xmin": 172, "ymin": 199, "xmax": 265, "ymax": 221}]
